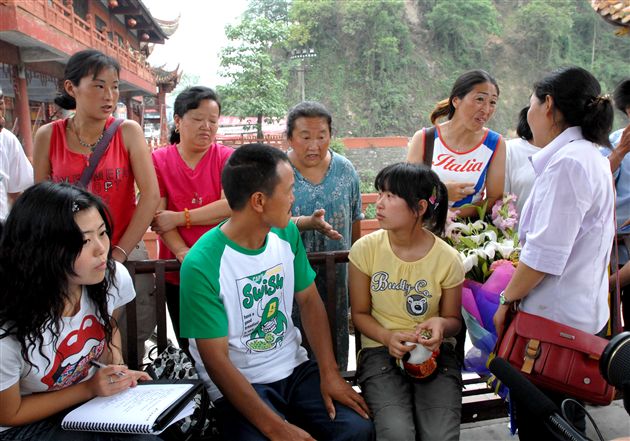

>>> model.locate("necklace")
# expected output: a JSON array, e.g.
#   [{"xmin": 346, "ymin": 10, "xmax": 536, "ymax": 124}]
[{"xmin": 71, "ymin": 117, "xmax": 105, "ymax": 152}]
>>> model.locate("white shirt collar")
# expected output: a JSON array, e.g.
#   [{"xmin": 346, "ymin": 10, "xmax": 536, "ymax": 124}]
[{"xmin": 529, "ymin": 126, "xmax": 585, "ymax": 176}]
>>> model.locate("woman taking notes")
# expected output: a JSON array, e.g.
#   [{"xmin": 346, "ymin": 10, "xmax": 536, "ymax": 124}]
[{"xmin": 0, "ymin": 182, "xmax": 154, "ymax": 440}]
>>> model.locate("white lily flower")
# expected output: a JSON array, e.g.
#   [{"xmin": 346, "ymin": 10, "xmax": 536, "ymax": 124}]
[{"xmin": 461, "ymin": 252, "xmax": 478, "ymax": 272}]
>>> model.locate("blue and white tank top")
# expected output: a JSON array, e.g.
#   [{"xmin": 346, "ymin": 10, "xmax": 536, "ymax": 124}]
[{"xmin": 429, "ymin": 126, "xmax": 501, "ymax": 207}]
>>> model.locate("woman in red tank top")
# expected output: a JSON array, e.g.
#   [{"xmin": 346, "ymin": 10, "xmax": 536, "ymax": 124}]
[
  {"xmin": 32, "ymin": 50, "xmax": 160, "ymax": 364},
  {"xmin": 32, "ymin": 49, "xmax": 159, "ymax": 263}
]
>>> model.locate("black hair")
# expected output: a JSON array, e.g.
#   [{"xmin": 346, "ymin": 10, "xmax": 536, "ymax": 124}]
[
  {"xmin": 613, "ymin": 79, "xmax": 630, "ymax": 115},
  {"xmin": 430, "ymin": 70, "xmax": 500, "ymax": 124},
  {"xmin": 374, "ymin": 162, "xmax": 448, "ymax": 235},
  {"xmin": 286, "ymin": 101, "xmax": 332, "ymax": 139},
  {"xmin": 169, "ymin": 86, "xmax": 222, "ymax": 144},
  {"xmin": 0, "ymin": 182, "xmax": 117, "ymax": 371},
  {"xmin": 222, "ymin": 143, "xmax": 289, "ymax": 211},
  {"xmin": 516, "ymin": 106, "xmax": 533, "ymax": 141},
  {"xmin": 54, "ymin": 49, "xmax": 120, "ymax": 110},
  {"xmin": 533, "ymin": 66, "xmax": 613, "ymax": 147}
]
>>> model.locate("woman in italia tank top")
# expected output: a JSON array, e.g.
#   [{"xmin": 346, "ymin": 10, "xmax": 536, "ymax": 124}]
[{"xmin": 407, "ymin": 70, "xmax": 506, "ymax": 219}]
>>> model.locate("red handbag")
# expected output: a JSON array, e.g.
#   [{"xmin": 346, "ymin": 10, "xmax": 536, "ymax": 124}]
[{"xmin": 497, "ymin": 311, "xmax": 615, "ymax": 405}]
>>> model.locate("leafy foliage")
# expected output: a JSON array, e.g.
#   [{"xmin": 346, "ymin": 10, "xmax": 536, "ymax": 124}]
[
  {"xmin": 426, "ymin": 0, "xmax": 500, "ymax": 66},
  {"xmin": 219, "ymin": 0, "xmax": 630, "ymax": 138}
]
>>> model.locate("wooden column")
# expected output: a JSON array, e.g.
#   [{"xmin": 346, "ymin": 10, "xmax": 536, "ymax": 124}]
[{"xmin": 12, "ymin": 63, "xmax": 33, "ymax": 158}]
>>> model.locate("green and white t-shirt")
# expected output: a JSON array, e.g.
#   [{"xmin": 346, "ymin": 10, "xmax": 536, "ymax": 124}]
[{"xmin": 180, "ymin": 221, "xmax": 316, "ymax": 400}]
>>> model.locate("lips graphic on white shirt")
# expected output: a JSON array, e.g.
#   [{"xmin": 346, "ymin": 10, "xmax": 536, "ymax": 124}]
[{"xmin": 41, "ymin": 315, "xmax": 106, "ymax": 390}]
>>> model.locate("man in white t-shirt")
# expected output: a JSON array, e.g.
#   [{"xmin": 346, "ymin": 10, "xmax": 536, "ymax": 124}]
[
  {"xmin": 504, "ymin": 106, "xmax": 541, "ymax": 218},
  {"xmin": 0, "ymin": 87, "xmax": 33, "ymax": 220},
  {"xmin": 180, "ymin": 143, "xmax": 373, "ymax": 441}
]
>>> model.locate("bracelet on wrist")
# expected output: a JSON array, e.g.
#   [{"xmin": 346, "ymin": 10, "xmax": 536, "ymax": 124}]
[
  {"xmin": 294, "ymin": 216, "xmax": 301, "ymax": 229},
  {"xmin": 112, "ymin": 245, "xmax": 128, "ymax": 262},
  {"xmin": 499, "ymin": 290, "xmax": 513, "ymax": 305},
  {"xmin": 184, "ymin": 207, "xmax": 191, "ymax": 229}
]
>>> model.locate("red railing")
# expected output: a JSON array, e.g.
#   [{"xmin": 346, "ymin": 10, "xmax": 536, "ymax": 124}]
[
  {"xmin": 216, "ymin": 133, "xmax": 288, "ymax": 149},
  {"xmin": 12, "ymin": 0, "xmax": 154, "ymax": 85}
]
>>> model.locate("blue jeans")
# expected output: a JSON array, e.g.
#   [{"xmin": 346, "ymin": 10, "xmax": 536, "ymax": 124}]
[
  {"xmin": 214, "ymin": 360, "xmax": 374, "ymax": 441},
  {"xmin": 0, "ymin": 413, "xmax": 160, "ymax": 441},
  {"xmin": 357, "ymin": 345, "xmax": 462, "ymax": 441}
]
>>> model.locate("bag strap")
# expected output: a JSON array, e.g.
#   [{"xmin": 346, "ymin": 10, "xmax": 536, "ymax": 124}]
[
  {"xmin": 611, "ymin": 175, "xmax": 623, "ymax": 336},
  {"xmin": 78, "ymin": 118, "xmax": 124, "ymax": 188},
  {"xmin": 423, "ymin": 126, "xmax": 435, "ymax": 168}
]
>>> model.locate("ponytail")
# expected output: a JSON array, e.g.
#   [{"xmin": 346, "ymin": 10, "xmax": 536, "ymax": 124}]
[
  {"xmin": 582, "ymin": 96, "xmax": 614, "ymax": 147},
  {"xmin": 533, "ymin": 67, "xmax": 613, "ymax": 147},
  {"xmin": 430, "ymin": 98, "xmax": 451, "ymax": 125},
  {"xmin": 169, "ymin": 125, "xmax": 180, "ymax": 144},
  {"xmin": 424, "ymin": 177, "xmax": 448, "ymax": 236},
  {"xmin": 54, "ymin": 91, "xmax": 76, "ymax": 110}
]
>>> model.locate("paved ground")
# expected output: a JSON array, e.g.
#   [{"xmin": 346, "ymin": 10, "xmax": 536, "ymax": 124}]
[
  {"xmin": 461, "ymin": 399, "xmax": 629, "ymax": 440},
  {"xmin": 162, "ymin": 314, "xmax": 629, "ymax": 440}
]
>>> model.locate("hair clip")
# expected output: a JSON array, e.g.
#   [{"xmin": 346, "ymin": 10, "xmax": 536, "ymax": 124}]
[
  {"xmin": 72, "ymin": 201, "xmax": 80, "ymax": 213},
  {"xmin": 428, "ymin": 187, "xmax": 437, "ymax": 206}
]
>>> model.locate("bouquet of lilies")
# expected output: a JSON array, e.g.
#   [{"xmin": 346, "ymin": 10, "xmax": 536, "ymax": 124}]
[
  {"xmin": 444, "ymin": 193, "xmax": 520, "ymax": 283},
  {"xmin": 445, "ymin": 195, "xmax": 522, "ymax": 431}
]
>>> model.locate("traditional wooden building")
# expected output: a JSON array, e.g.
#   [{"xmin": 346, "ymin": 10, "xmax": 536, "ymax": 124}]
[
  {"xmin": 591, "ymin": 0, "xmax": 630, "ymax": 35},
  {"xmin": 0, "ymin": 0, "xmax": 178, "ymax": 157}
]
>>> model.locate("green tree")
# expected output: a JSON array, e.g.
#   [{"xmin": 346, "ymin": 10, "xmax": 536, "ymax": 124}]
[
  {"xmin": 426, "ymin": 0, "xmax": 500, "ymax": 65},
  {"xmin": 217, "ymin": 13, "xmax": 288, "ymax": 139},
  {"xmin": 508, "ymin": 0, "xmax": 574, "ymax": 66}
]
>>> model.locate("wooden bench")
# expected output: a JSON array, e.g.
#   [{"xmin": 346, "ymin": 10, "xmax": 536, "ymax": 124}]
[{"xmin": 124, "ymin": 251, "xmax": 507, "ymax": 424}]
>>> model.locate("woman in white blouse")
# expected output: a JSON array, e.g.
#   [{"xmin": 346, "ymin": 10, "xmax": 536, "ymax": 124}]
[{"xmin": 493, "ymin": 66, "xmax": 615, "ymax": 440}]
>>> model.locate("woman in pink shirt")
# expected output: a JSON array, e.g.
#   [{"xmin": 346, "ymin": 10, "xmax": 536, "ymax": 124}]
[{"xmin": 151, "ymin": 86, "xmax": 233, "ymax": 352}]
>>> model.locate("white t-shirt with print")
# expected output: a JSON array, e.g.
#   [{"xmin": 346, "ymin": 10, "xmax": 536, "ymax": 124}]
[
  {"xmin": 0, "ymin": 262, "xmax": 135, "ymax": 431},
  {"xmin": 180, "ymin": 222, "xmax": 316, "ymax": 401}
]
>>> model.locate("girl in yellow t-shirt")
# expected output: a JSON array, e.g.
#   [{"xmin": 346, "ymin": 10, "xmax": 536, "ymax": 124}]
[{"xmin": 349, "ymin": 162, "xmax": 464, "ymax": 441}]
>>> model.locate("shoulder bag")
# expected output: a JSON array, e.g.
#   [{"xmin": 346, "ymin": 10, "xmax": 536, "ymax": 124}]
[{"xmin": 496, "ymin": 311, "xmax": 614, "ymax": 405}]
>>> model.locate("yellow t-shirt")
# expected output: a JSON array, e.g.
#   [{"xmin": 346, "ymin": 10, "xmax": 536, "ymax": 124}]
[{"xmin": 349, "ymin": 229, "xmax": 465, "ymax": 349}]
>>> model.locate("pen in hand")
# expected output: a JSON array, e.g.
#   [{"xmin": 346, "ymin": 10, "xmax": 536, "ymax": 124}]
[{"xmin": 90, "ymin": 359, "xmax": 126, "ymax": 377}]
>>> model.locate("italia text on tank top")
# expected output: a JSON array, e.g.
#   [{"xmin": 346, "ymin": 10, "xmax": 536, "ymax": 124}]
[
  {"xmin": 49, "ymin": 117, "xmax": 136, "ymax": 245},
  {"xmin": 430, "ymin": 126, "xmax": 501, "ymax": 207}
]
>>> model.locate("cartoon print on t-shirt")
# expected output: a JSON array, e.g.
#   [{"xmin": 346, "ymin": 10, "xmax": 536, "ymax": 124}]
[
  {"xmin": 370, "ymin": 271, "xmax": 432, "ymax": 318},
  {"xmin": 237, "ymin": 264, "xmax": 288, "ymax": 352},
  {"xmin": 41, "ymin": 315, "xmax": 105, "ymax": 390}
]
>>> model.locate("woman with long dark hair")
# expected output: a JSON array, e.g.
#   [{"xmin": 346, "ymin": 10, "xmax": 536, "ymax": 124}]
[
  {"xmin": 0, "ymin": 182, "xmax": 153, "ymax": 440},
  {"xmin": 407, "ymin": 70, "xmax": 506, "ymax": 219},
  {"xmin": 493, "ymin": 66, "xmax": 615, "ymax": 439}
]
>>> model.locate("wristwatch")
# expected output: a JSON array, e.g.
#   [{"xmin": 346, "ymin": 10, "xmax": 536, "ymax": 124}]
[{"xmin": 499, "ymin": 290, "xmax": 513, "ymax": 305}]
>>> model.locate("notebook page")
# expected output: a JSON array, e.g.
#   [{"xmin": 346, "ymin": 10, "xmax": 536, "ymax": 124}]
[{"xmin": 63, "ymin": 383, "xmax": 194, "ymax": 428}]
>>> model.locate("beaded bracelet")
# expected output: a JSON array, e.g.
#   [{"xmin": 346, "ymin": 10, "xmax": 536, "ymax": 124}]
[
  {"xmin": 184, "ymin": 207, "xmax": 191, "ymax": 229},
  {"xmin": 112, "ymin": 245, "xmax": 128, "ymax": 262}
]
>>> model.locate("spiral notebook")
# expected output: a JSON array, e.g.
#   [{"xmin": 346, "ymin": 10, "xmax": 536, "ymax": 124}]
[{"xmin": 61, "ymin": 380, "xmax": 202, "ymax": 435}]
